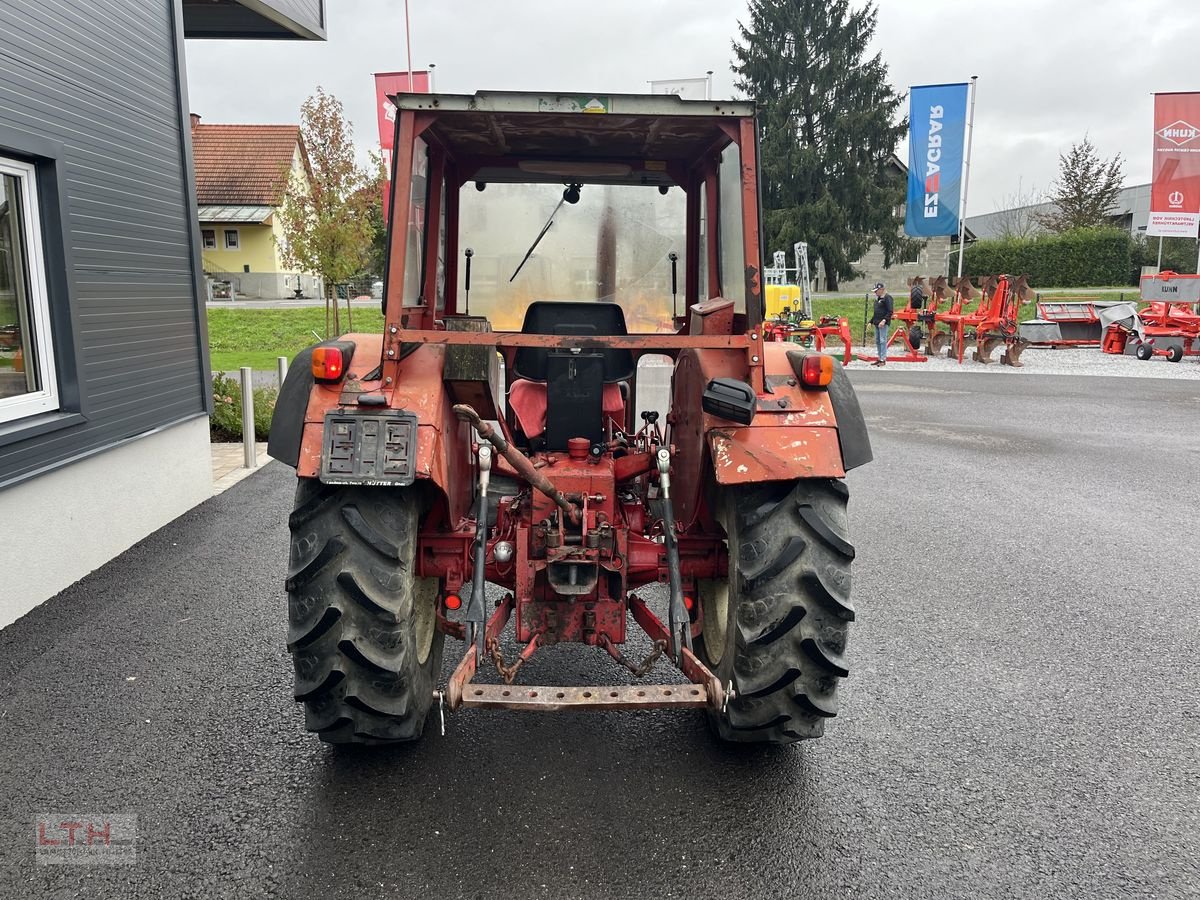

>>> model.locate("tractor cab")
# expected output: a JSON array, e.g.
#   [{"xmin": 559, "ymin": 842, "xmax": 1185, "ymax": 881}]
[{"xmin": 270, "ymin": 91, "xmax": 871, "ymax": 747}]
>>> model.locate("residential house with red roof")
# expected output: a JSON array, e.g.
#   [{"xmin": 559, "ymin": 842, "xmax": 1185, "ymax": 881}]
[{"xmin": 191, "ymin": 116, "xmax": 321, "ymax": 299}]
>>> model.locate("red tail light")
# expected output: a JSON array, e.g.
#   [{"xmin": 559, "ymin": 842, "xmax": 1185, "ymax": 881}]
[
  {"xmin": 312, "ymin": 346, "xmax": 346, "ymax": 382},
  {"xmin": 444, "ymin": 594, "xmax": 462, "ymax": 611},
  {"xmin": 799, "ymin": 354, "xmax": 834, "ymax": 389}
]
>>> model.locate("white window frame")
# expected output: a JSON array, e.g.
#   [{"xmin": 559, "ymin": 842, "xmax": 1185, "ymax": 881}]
[
  {"xmin": 223, "ymin": 228, "xmax": 239, "ymax": 250},
  {"xmin": 201, "ymin": 228, "xmax": 216, "ymax": 250},
  {"xmin": 0, "ymin": 156, "xmax": 58, "ymax": 424}
]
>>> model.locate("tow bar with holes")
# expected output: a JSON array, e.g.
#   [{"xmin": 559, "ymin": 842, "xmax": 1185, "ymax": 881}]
[{"xmin": 432, "ymin": 594, "xmax": 733, "ymax": 732}]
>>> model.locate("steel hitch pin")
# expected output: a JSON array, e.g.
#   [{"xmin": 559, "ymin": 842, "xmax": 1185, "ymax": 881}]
[
  {"xmin": 467, "ymin": 445, "xmax": 492, "ymax": 663},
  {"xmin": 656, "ymin": 448, "xmax": 691, "ymax": 660}
]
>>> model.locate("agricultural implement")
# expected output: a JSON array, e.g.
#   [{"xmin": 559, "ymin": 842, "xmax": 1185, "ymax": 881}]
[
  {"xmin": 942, "ymin": 274, "xmax": 1032, "ymax": 366},
  {"xmin": 1019, "ymin": 298, "xmax": 1129, "ymax": 348},
  {"xmin": 766, "ymin": 306, "xmax": 854, "ymax": 364},
  {"xmin": 269, "ymin": 91, "xmax": 872, "ymax": 747},
  {"xmin": 856, "ymin": 275, "xmax": 968, "ymax": 365},
  {"xmin": 854, "ymin": 276, "xmax": 935, "ymax": 365},
  {"xmin": 1102, "ymin": 272, "xmax": 1200, "ymax": 362}
]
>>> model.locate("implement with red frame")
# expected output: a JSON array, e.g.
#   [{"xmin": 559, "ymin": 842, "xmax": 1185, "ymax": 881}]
[
  {"xmin": 944, "ymin": 274, "xmax": 1032, "ymax": 366},
  {"xmin": 1125, "ymin": 272, "xmax": 1200, "ymax": 362},
  {"xmin": 268, "ymin": 91, "xmax": 872, "ymax": 746},
  {"xmin": 766, "ymin": 308, "xmax": 854, "ymax": 364}
]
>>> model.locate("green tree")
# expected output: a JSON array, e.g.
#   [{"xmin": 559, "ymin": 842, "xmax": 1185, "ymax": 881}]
[
  {"xmin": 364, "ymin": 193, "xmax": 388, "ymax": 278},
  {"xmin": 278, "ymin": 87, "xmax": 382, "ymax": 336},
  {"xmin": 732, "ymin": 0, "xmax": 918, "ymax": 290},
  {"xmin": 1036, "ymin": 136, "xmax": 1124, "ymax": 233}
]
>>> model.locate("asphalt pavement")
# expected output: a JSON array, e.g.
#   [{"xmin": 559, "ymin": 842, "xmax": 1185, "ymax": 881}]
[{"xmin": 1, "ymin": 371, "xmax": 1198, "ymax": 899}]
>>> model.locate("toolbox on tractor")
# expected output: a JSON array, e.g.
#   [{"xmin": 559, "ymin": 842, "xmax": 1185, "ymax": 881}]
[{"xmin": 269, "ymin": 91, "xmax": 872, "ymax": 747}]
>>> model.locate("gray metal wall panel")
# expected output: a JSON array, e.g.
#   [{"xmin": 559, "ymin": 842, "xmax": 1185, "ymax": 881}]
[
  {"xmin": 259, "ymin": 0, "xmax": 323, "ymax": 30},
  {"xmin": 0, "ymin": 0, "xmax": 208, "ymax": 488},
  {"xmin": 183, "ymin": 0, "xmax": 325, "ymax": 39}
]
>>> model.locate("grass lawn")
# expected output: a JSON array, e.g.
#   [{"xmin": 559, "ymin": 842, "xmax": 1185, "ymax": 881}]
[
  {"xmin": 205, "ymin": 287, "xmax": 1146, "ymax": 371},
  {"xmin": 207, "ymin": 307, "xmax": 384, "ymax": 372}
]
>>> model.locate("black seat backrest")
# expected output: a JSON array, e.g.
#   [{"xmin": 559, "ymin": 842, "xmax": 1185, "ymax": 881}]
[{"xmin": 512, "ymin": 301, "xmax": 635, "ymax": 383}]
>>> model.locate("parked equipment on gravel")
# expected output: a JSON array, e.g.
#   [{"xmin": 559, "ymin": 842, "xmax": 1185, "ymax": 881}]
[
  {"xmin": 1019, "ymin": 298, "xmax": 1129, "ymax": 348},
  {"xmin": 855, "ymin": 276, "xmax": 933, "ymax": 364},
  {"xmin": 767, "ymin": 306, "xmax": 854, "ymax": 364},
  {"xmin": 269, "ymin": 91, "xmax": 872, "ymax": 746},
  {"xmin": 945, "ymin": 274, "xmax": 1031, "ymax": 366},
  {"xmin": 1101, "ymin": 273, "xmax": 1200, "ymax": 362}
]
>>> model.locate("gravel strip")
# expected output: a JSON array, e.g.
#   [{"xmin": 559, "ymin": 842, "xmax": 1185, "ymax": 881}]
[{"xmin": 851, "ymin": 344, "xmax": 1200, "ymax": 378}]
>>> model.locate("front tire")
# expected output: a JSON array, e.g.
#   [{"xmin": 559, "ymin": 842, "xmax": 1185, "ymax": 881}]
[
  {"xmin": 286, "ymin": 480, "xmax": 443, "ymax": 744},
  {"xmin": 696, "ymin": 479, "xmax": 855, "ymax": 744}
]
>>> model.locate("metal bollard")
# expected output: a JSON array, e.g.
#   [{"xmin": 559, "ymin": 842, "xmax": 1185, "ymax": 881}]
[
  {"xmin": 277, "ymin": 356, "xmax": 288, "ymax": 388},
  {"xmin": 240, "ymin": 366, "xmax": 257, "ymax": 469}
]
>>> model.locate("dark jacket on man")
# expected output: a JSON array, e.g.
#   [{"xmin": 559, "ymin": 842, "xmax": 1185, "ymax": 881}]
[{"xmin": 872, "ymin": 292, "xmax": 894, "ymax": 327}]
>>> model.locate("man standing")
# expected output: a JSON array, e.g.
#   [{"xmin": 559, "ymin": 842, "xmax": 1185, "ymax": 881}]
[{"xmin": 871, "ymin": 282, "xmax": 894, "ymax": 366}]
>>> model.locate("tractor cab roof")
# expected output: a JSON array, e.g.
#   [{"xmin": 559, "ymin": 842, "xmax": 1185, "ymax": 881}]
[{"xmin": 389, "ymin": 90, "xmax": 757, "ymax": 187}]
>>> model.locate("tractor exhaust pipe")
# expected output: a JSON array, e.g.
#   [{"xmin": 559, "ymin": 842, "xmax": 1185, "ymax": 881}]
[{"xmin": 453, "ymin": 404, "xmax": 582, "ymax": 524}]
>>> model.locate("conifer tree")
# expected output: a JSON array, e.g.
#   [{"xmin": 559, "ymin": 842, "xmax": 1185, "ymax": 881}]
[{"xmin": 733, "ymin": 0, "xmax": 917, "ymax": 289}]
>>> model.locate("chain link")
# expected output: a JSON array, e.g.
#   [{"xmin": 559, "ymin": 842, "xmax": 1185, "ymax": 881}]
[{"xmin": 600, "ymin": 634, "xmax": 666, "ymax": 678}]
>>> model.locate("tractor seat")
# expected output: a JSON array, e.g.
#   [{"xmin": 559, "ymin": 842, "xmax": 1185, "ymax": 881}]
[
  {"xmin": 511, "ymin": 301, "xmax": 635, "ymax": 383},
  {"xmin": 509, "ymin": 301, "xmax": 633, "ymax": 448}
]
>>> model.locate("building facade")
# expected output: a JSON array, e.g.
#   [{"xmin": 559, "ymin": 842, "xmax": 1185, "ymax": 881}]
[
  {"xmin": 192, "ymin": 119, "xmax": 323, "ymax": 300},
  {"xmin": 966, "ymin": 183, "xmax": 1153, "ymax": 240},
  {"xmin": 0, "ymin": 0, "xmax": 326, "ymax": 629}
]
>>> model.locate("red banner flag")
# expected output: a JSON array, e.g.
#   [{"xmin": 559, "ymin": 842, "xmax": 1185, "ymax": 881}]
[
  {"xmin": 1149, "ymin": 92, "xmax": 1200, "ymax": 238},
  {"xmin": 374, "ymin": 71, "xmax": 431, "ymax": 221}
]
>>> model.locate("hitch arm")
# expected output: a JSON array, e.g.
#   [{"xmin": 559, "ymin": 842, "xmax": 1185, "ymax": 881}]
[
  {"xmin": 453, "ymin": 404, "xmax": 582, "ymax": 524},
  {"xmin": 656, "ymin": 448, "xmax": 692, "ymax": 660}
]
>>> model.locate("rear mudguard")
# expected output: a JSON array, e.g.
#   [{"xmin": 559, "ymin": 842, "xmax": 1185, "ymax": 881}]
[
  {"xmin": 671, "ymin": 342, "xmax": 871, "ymax": 529},
  {"xmin": 267, "ymin": 334, "xmax": 472, "ymax": 524}
]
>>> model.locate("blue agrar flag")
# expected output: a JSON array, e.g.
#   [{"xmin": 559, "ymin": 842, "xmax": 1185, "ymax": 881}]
[{"xmin": 905, "ymin": 83, "xmax": 969, "ymax": 237}]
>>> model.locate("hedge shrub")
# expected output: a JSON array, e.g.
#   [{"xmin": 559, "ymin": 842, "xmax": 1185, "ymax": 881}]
[
  {"xmin": 210, "ymin": 373, "xmax": 277, "ymax": 442},
  {"xmin": 964, "ymin": 227, "xmax": 1133, "ymax": 287}
]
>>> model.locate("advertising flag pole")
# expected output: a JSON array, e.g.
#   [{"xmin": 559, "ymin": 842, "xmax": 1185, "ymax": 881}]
[
  {"xmin": 956, "ymin": 76, "xmax": 979, "ymax": 280},
  {"xmin": 404, "ymin": 0, "xmax": 414, "ymax": 89}
]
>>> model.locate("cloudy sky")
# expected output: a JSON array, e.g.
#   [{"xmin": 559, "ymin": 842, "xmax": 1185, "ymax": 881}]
[{"xmin": 185, "ymin": 0, "xmax": 1200, "ymax": 215}]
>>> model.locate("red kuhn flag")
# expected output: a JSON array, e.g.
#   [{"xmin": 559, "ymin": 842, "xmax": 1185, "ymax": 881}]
[
  {"xmin": 374, "ymin": 71, "xmax": 431, "ymax": 222},
  {"xmin": 1149, "ymin": 92, "xmax": 1200, "ymax": 238}
]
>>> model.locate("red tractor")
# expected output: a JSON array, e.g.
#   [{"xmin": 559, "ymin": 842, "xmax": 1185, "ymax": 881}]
[{"xmin": 269, "ymin": 91, "xmax": 872, "ymax": 746}]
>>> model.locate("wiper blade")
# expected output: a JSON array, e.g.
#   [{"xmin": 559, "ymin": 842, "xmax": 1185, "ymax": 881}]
[{"xmin": 509, "ymin": 196, "xmax": 566, "ymax": 283}]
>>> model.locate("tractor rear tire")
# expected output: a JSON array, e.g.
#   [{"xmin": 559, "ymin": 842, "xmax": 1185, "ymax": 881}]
[
  {"xmin": 286, "ymin": 479, "xmax": 443, "ymax": 744},
  {"xmin": 696, "ymin": 478, "xmax": 855, "ymax": 744}
]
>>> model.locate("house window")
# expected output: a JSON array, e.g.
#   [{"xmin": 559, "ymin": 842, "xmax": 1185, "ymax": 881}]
[
  {"xmin": 202, "ymin": 228, "xmax": 216, "ymax": 250},
  {"xmin": 0, "ymin": 156, "xmax": 58, "ymax": 423},
  {"xmin": 224, "ymin": 229, "xmax": 239, "ymax": 250}
]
